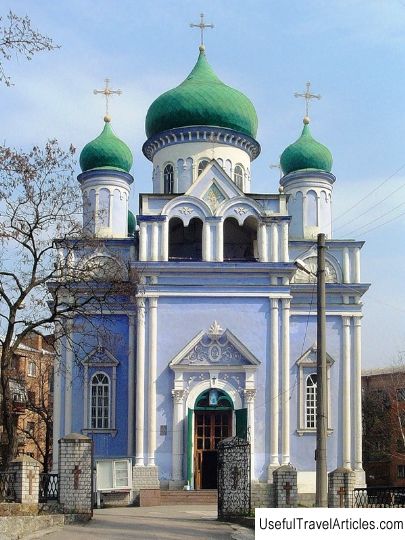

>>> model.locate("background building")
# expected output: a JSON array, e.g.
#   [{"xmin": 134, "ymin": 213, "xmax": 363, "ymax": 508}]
[{"xmin": 362, "ymin": 366, "xmax": 405, "ymax": 487}]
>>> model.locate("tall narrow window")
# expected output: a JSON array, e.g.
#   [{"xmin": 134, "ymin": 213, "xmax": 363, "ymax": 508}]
[
  {"xmin": 305, "ymin": 373, "xmax": 317, "ymax": 428},
  {"xmin": 234, "ymin": 165, "xmax": 244, "ymax": 189},
  {"xmin": 91, "ymin": 373, "xmax": 110, "ymax": 429},
  {"xmin": 164, "ymin": 164, "xmax": 174, "ymax": 194},
  {"xmin": 198, "ymin": 159, "xmax": 209, "ymax": 176}
]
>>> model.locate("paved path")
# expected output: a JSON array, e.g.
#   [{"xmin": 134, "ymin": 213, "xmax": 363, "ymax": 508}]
[{"xmin": 37, "ymin": 505, "xmax": 254, "ymax": 540}]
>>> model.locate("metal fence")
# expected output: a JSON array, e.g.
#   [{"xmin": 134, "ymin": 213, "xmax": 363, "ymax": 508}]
[
  {"xmin": 39, "ymin": 473, "xmax": 59, "ymax": 503},
  {"xmin": 217, "ymin": 436, "xmax": 251, "ymax": 519},
  {"xmin": 0, "ymin": 472, "xmax": 16, "ymax": 502},
  {"xmin": 353, "ymin": 486, "xmax": 405, "ymax": 508}
]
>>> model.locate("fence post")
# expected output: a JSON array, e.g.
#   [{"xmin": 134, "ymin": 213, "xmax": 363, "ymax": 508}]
[
  {"xmin": 8, "ymin": 455, "xmax": 40, "ymax": 504},
  {"xmin": 328, "ymin": 467, "xmax": 356, "ymax": 508},
  {"xmin": 58, "ymin": 432, "xmax": 93, "ymax": 516},
  {"xmin": 272, "ymin": 465, "xmax": 297, "ymax": 508}
]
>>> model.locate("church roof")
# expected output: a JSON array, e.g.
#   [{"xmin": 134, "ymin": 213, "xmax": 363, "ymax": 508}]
[
  {"xmin": 79, "ymin": 120, "xmax": 133, "ymax": 173},
  {"xmin": 280, "ymin": 118, "xmax": 332, "ymax": 176},
  {"xmin": 145, "ymin": 47, "xmax": 258, "ymax": 139},
  {"xmin": 128, "ymin": 210, "xmax": 136, "ymax": 236}
]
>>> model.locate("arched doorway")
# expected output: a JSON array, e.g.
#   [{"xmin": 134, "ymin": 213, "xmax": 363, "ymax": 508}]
[
  {"xmin": 193, "ymin": 389, "xmax": 233, "ymax": 489},
  {"xmin": 168, "ymin": 217, "xmax": 203, "ymax": 260}
]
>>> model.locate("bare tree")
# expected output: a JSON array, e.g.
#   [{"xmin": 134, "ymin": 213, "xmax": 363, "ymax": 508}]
[
  {"xmin": 0, "ymin": 10, "xmax": 58, "ymax": 86},
  {"xmin": 0, "ymin": 141, "xmax": 136, "ymax": 469}
]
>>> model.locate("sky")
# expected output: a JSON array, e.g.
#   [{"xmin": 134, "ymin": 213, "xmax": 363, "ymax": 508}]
[{"xmin": 3, "ymin": 0, "xmax": 405, "ymax": 368}]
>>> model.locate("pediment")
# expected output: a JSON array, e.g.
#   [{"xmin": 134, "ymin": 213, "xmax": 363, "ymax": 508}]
[
  {"xmin": 81, "ymin": 346, "xmax": 119, "ymax": 367},
  {"xmin": 185, "ymin": 159, "xmax": 244, "ymax": 209},
  {"xmin": 170, "ymin": 321, "xmax": 260, "ymax": 368},
  {"xmin": 296, "ymin": 344, "xmax": 335, "ymax": 367}
]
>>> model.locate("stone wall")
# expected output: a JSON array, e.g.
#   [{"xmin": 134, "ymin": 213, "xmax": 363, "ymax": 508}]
[
  {"xmin": 251, "ymin": 483, "xmax": 274, "ymax": 508},
  {"xmin": 272, "ymin": 465, "xmax": 298, "ymax": 508}
]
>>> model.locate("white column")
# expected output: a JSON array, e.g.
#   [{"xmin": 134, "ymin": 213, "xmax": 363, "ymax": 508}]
[
  {"xmin": 148, "ymin": 297, "xmax": 158, "ymax": 466},
  {"xmin": 354, "ymin": 247, "xmax": 361, "ymax": 283},
  {"xmin": 216, "ymin": 220, "xmax": 223, "ymax": 261},
  {"xmin": 281, "ymin": 221, "xmax": 289, "ymax": 262},
  {"xmin": 139, "ymin": 222, "xmax": 147, "ymax": 261},
  {"xmin": 135, "ymin": 298, "xmax": 146, "ymax": 466},
  {"xmin": 354, "ymin": 318, "xmax": 363, "ymax": 471},
  {"xmin": 302, "ymin": 194, "xmax": 308, "ymax": 230},
  {"xmin": 64, "ymin": 319, "xmax": 73, "ymax": 435},
  {"xmin": 270, "ymin": 298, "xmax": 280, "ymax": 469},
  {"xmin": 270, "ymin": 222, "xmax": 279, "ymax": 262},
  {"xmin": 245, "ymin": 390, "xmax": 256, "ymax": 479},
  {"xmin": 202, "ymin": 221, "xmax": 211, "ymax": 261},
  {"xmin": 52, "ymin": 324, "xmax": 62, "ymax": 471},
  {"xmin": 83, "ymin": 365, "xmax": 88, "ymax": 428},
  {"xmin": 342, "ymin": 316, "xmax": 351, "ymax": 468},
  {"xmin": 259, "ymin": 223, "xmax": 268, "ymax": 262},
  {"xmin": 172, "ymin": 389, "xmax": 185, "ymax": 481},
  {"xmin": 281, "ymin": 298, "xmax": 291, "ymax": 465},
  {"xmin": 151, "ymin": 222, "xmax": 158, "ymax": 262},
  {"xmin": 162, "ymin": 219, "xmax": 169, "ymax": 261},
  {"xmin": 127, "ymin": 314, "xmax": 136, "ymax": 455},
  {"xmin": 343, "ymin": 247, "xmax": 350, "ymax": 284}
]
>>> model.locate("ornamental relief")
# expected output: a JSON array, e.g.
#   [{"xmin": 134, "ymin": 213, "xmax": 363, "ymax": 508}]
[
  {"xmin": 292, "ymin": 256, "xmax": 338, "ymax": 284},
  {"xmin": 182, "ymin": 333, "xmax": 244, "ymax": 365}
]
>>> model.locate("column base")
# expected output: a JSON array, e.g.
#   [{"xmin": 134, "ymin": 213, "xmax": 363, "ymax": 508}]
[
  {"xmin": 169, "ymin": 480, "xmax": 186, "ymax": 490},
  {"xmin": 267, "ymin": 464, "xmax": 280, "ymax": 483},
  {"xmin": 354, "ymin": 468, "xmax": 366, "ymax": 488}
]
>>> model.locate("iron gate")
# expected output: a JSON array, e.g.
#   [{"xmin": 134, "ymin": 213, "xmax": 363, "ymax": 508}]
[{"xmin": 217, "ymin": 436, "xmax": 251, "ymax": 519}]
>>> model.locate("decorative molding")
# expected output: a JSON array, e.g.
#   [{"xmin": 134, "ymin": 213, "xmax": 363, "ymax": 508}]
[
  {"xmin": 244, "ymin": 389, "xmax": 256, "ymax": 403},
  {"xmin": 171, "ymin": 389, "xmax": 185, "ymax": 404},
  {"xmin": 208, "ymin": 320, "xmax": 224, "ymax": 337},
  {"xmin": 178, "ymin": 206, "xmax": 193, "ymax": 216},
  {"xmin": 234, "ymin": 207, "xmax": 248, "ymax": 215}
]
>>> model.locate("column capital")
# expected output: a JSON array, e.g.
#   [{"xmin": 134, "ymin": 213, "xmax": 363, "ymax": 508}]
[
  {"xmin": 149, "ymin": 296, "xmax": 158, "ymax": 309},
  {"xmin": 342, "ymin": 315, "xmax": 351, "ymax": 327},
  {"xmin": 281, "ymin": 298, "xmax": 291, "ymax": 310},
  {"xmin": 271, "ymin": 298, "xmax": 279, "ymax": 310},
  {"xmin": 244, "ymin": 389, "xmax": 256, "ymax": 404},
  {"xmin": 353, "ymin": 317, "xmax": 362, "ymax": 327},
  {"xmin": 172, "ymin": 389, "xmax": 185, "ymax": 404}
]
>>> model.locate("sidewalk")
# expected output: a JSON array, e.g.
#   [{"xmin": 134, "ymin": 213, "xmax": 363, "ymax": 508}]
[{"xmin": 32, "ymin": 505, "xmax": 254, "ymax": 540}]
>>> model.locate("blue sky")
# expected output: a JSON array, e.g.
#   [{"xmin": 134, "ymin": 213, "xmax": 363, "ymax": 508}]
[{"xmin": 3, "ymin": 0, "xmax": 405, "ymax": 368}]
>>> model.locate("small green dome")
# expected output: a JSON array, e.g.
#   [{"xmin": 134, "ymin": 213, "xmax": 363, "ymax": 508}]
[
  {"xmin": 80, "ymin": 121, "xmax": 133, "ymax": 173},
  {"xmin": 145, "ymin": 48, "xmax": 258, "ymax": 139},
  {"xmin": 128, "ymin": 210, "xmax": 136, "ymax": 236},
  {"xmin": 280, "ymin": 120, "xmax": 332, "ymax": 176}
]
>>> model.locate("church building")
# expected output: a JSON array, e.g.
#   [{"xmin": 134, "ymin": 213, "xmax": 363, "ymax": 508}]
[{"xmin": 52, "ymin": 36, "xmax": 369, "ymax": 505}]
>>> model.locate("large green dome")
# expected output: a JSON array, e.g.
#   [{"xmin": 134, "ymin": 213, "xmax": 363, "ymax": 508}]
[
  {"xmin": 80, "ymin": 121, "xmax": 133, "ymax": 173},
  {"xmin": 145, "ymin": 48, "xmax": 258, "ymax": 139},
  {"xmin": 280, "ymin": 120, "xmax": 332, "ymax": 176}
]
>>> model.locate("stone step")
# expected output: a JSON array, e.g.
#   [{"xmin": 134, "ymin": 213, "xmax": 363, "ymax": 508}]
[{"xmin": 160, "ymin": 490, "xmax": 218, "ymax": 505}]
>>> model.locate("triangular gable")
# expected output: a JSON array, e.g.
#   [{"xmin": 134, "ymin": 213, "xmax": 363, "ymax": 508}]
[
  {"xmin": 185, "ymin": 160, "xmax": 244, "ymax": 204},
  {"xmin": 170, "ymin": 321, "xmax": 260, "ymax": 368},
  {"xmin": 296, "ymin": 344, "xmax": 335, "ymax": 367},
  {"xmin": 81, "ymin": 346, "xmax": 119, "ymax": 367}
]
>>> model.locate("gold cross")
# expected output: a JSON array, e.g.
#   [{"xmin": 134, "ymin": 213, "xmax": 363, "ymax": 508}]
[
  {"xmin": 270, "ymin": 162, "xmax": 282, "ymax": 179},
  {"xmin": 93, "ymin": 78, "xmax": 122, "ymax": 121},
  {"xmin": 294, "ymin": 81, "xmax": 321, "ymax": 118},
  {"xmin": 190, "ymin": 13, "xmax": 214, "ymax": 47}
]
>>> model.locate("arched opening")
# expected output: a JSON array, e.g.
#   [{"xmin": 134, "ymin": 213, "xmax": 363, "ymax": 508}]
[
  {"xmin": 194, "ymin": 389, "xmax": 233, "ymax": 490},
  {"xmin": 306, "ymin": 190, "xmax": 318, "ymax": 227},
  {"xmin": 168, "ymin": 217, "xmax": 203, "ymax": 260},
  {"xmin": 305, "ymin": 373, "xmax": 317, "ymax": 428},
  {"xmin": 164, "ymin": 163, "xmax": 174, "ymax": 194},
  {"xmin": 198, "ymin": 159, "xmax": 209, "ymax": 176},
  {"xmin": 233, "ymin": 164, "xmax": 244, "ymax": 190},
  {"xmin": 223, "ymin": 216, "xmax": 258, "ymax": 261}
]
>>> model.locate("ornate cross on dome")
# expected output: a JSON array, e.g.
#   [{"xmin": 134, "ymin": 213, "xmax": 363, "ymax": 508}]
[
  {"xmin": 294, "ymin": 81, "xmax": 321, "ymax": 119},
  {"xmin": 190, "ymin": 13, "xmax": 214, "ymax": 47},
  {"xmin": 93, "ymin": 78, "xmax": 122, "ymax": 122}
]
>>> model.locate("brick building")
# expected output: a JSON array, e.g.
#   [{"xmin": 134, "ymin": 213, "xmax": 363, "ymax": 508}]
[
  {"xmin": 362, "ymin": 367, "xmax": 405, "ymax": 487},
  {"xmin": 1, "ymin": 333, "xmax": 55, "ymax": 471}
]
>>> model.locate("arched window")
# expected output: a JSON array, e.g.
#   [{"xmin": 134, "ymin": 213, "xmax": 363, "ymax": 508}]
[
  {"xmin": 305, "ymin": 373, "xmax": 317, "ymax": 428},
  {"xmin": 198, "ymin": 159, "xmax": 209, "ymax": 176},
  {"xmin": 306, "ymin": 190, "xmax": 318, "ymax": 227},
  {"xmin": 234, "ymin": 165, "xmax": 244, "ymax": 189},
  {"xmin": 164, "ymin": 164, "xmax": 174, "ymax": 194},
  {"xmin": 91, "ymin": 373, "xmax": 110, "ymax": 429}
]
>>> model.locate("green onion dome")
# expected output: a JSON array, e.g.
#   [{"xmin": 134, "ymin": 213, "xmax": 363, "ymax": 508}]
[
  {"xmin": 145, "ymin": 46, "xmax": 258, "ymax": 139},
  {"xmin": 80, "ymin": 119, "xmax": 133, "ymax": 173},
  {"xmin": 280, "ymin": 118, "xmax": 332, "ymax": 176},
  {"xmin": 128, "ymin": 210, "xmax": 136, "ymax": 236}
]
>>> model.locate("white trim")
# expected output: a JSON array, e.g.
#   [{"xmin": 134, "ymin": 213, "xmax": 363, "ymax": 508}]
[
  {"xmin": 128, "ymin": 315, "xmax": 136, "ymax": 455},
  {"xmin": 185, "ymin": 379, "xmax": 244, "ymax": 411}
]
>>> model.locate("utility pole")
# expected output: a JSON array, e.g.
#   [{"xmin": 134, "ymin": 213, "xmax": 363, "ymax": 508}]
[{"xmin": 316, "ymin": 232, "xmax": 328, "ymax": 506}]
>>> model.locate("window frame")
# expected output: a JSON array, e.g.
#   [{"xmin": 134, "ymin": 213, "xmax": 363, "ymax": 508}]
[
  {"xmin": 233, "ymin": 164, "xmax": 244, "ymax": 190},
  {"xmin": 96, "ymin": 458, "xmax": 132, "ymax": 491},
  {"xmin": 305, "ymin": 373, "xmax": 317, "ymax": 429},
  {"xmin": 90, "ymin": 372, "xmax": 111, "ymax": 430},
  {"xmin": 163, "ymin": 163, "xmax": 174, "ymax": 194},
  {"xmin": 398, "ymin": 465, "xmax": 405, "ymax": 479},
  {"xmin": 296, "ymin": 345, "xmax": 334, "ymax": 436},
  {"xmin": 27, "ymin": 361, "xmax": 37, "ymax": 377},
  {"xmin": 197, "ymin": 159, "xmax": 209, "ymax": 177}
]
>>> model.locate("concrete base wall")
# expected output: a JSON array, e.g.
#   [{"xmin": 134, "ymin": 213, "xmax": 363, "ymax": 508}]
[{"xmin": 251, "ymin": 483, "xmax": 274, "ymax": 508}]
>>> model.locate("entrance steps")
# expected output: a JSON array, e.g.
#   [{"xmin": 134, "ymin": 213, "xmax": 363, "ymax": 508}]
[{"xmin": 160, "ymin": 489, "xmax": 218, "ymax": 505}]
